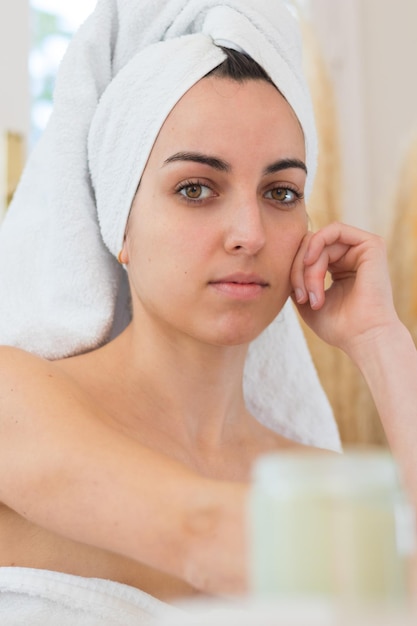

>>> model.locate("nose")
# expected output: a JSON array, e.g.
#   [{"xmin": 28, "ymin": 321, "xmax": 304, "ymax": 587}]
[{"xmin": 224, "ymin": 197, "xmax": 266, "ymax": 256}]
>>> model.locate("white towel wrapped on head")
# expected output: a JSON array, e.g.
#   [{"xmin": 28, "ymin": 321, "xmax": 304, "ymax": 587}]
[{"xmin": 0, "ymin": 0, "xmax": 341, "ymax": 451}]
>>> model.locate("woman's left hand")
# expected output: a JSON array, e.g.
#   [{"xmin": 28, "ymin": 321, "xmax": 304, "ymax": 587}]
[{"xmin": 291, "ymin": 222, "xmax": 399, "ymax": 356}]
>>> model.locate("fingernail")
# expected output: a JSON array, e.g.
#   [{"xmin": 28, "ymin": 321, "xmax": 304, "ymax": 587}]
[
  {"xmin": 295, "ymin": 288, "xmax": 305, "ymax": 303},
  {"xmin": 309, "ymin": 291, "xmax": 318, "ymax": 307}
]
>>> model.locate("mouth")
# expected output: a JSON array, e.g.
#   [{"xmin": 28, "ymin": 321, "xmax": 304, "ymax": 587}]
[
  {"xmin": 208, "ymin": 273, "xmax": 269, "ymax": 300},
  {"xmin": 210, "ymin": 272, "xmax": 269, "ymax": 286}
]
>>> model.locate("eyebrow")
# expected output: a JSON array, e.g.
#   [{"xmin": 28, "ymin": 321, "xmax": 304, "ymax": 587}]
[
  {"xmin": 163, "ymin": 151, "xmax": 307, "ymax": 176},
  {"xmin": 263, "ymin": 158, "xmax": 307, "ymax": 176},
  {"xmin": 163, "ymin": 152, "xmax": 231, "ymax": 172}
]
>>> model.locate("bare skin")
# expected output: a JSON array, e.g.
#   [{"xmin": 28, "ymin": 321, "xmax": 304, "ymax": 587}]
[
  {"xmin": 0, "ymin": 343, "xmax": 300, "ymax": 601},
  {"xmin": 0, "ymin": 337, "xmax": 301, "ymax": 600}
]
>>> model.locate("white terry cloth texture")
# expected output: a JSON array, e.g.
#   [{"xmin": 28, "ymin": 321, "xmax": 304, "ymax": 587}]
[
  {"xmin": 0, "ymin": 0, "xmax": 340, "ymax": 451},
  {"xmin": 0, "ymin": 567, "xmax": 182, "ymax": 625}
]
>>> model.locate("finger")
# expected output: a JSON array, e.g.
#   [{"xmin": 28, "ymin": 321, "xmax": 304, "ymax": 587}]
[
  {"xmin": 302, "ymin": 247, "xmax": 332, "ymax": 309},
  {"xmin": 303, "ymin": 239, "xmax": 359, "ymax": 308},
  {"xmin": 291, "ymin": 232, "xmax": 313, "ymax": 304},
  {"xmin": 298, "ymin": 239, "xmax": 352, "ymax": 308},
  {"xmin": 303, "ymin": 222, "xmax": 373, "ymax": 266}
]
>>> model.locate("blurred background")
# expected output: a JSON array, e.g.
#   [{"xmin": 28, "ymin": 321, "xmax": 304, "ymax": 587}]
[{"xmin": 0, "ymin": 0, "xmax": 416, "ymax": 446}]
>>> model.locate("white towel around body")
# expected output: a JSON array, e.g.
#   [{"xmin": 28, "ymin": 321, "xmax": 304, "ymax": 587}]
[{"xmin": 0, "ymin": 567, "xmax": 183, "ymax": 625}]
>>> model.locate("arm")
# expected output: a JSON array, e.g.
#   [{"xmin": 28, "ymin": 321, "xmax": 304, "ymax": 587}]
[
  {"xmin": 0, "ymin": 347, "xmax": 247, "ymax": 594},
  {"xmin": 291, "ymin": 222, "xmax": 417, "ymax": 502},
  {"xmin": 348, "ymin": 323, "xmax": 417, "ymax": 488}
]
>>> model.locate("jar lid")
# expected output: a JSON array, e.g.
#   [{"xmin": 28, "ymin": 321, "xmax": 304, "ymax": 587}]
[{"xmin": 251, "ymin": 449, "xmax": 401, "ymax": 498}]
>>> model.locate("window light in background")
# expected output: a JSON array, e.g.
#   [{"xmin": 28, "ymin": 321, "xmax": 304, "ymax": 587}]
[{"xmin": 29, "ymin": 0, "xmax": 97, "ymax": 147}]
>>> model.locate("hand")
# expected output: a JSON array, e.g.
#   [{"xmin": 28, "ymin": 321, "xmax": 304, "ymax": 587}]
[{"xmin": 290, "ymin": 222, "xmax": 399, "ymax": 355}]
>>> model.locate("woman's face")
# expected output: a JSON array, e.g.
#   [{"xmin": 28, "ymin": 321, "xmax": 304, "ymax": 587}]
[{"xmin": 123, "ymin": 76, "xmax": 308, "ymax": 347}]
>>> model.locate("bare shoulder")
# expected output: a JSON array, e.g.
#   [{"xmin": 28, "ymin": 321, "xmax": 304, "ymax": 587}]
[
  {"xmin": 0, "ymin": 345, "xmax": 104, "ymax": 460},
  {"xmin": 224, "ymin": 416, "xmax": 332, "ymax": 482},
  {"xmin": 0, "ymin": 344, "xmax": 62, "ymax": 377},
  {"xmin": 246, "ymin": 411, "xmax": 331, "ymax": 456},
  {"xmin": 0, "ymin": 346, "xmax": 51, "ymax": 401},
  {"xmin": 0, "ymin": 344, "xmax": 41, "ymax": 364},
  {"xmin": 0, "ymin": 345, "xmax": 120, "ymax": 513},
  {"xmin": 0, "ymin": 345, "xmax": 81, "ymax": 409}
]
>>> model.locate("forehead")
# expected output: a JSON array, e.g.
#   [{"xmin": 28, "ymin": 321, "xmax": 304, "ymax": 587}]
[{"xmin": 148, "ymin": 76, "xmax": 305, "ymax": 165}]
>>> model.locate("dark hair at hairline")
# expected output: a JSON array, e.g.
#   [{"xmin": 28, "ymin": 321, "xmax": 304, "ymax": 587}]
[{"xmin": 205, "ymin": 46, "xmax": 276, "ymax": 87}]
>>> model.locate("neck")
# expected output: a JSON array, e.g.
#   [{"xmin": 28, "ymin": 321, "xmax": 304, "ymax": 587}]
[{"xmin": 111, "ymin": 316, "xmax": 250, "ymax": 450}]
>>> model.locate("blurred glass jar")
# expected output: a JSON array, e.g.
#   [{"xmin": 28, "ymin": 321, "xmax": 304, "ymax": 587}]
[{"xmin": 248, "ymin": 450, "xmax": 415, "ymax": 605}]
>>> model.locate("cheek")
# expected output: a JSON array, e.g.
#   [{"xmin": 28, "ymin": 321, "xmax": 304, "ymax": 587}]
[
  {"xmin": 292, "ymin": 216, "xmax": 309, "ymax": 252},
  {"xmin": 277, "ymin": 213, "xmax": 308, "ymax": 256},
  {"xmin": 126, "ymin": 215, "xmax": 198, "ymax": 283}
]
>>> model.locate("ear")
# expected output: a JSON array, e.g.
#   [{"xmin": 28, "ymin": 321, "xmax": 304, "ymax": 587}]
[{"xmin": 117, "ymin": 240, "xmax": 129, "ymax": 265}]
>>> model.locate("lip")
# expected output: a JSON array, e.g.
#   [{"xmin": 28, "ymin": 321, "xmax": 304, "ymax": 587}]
[
  {"xmin": 209, "ymin": 272, "xmax": 269, "ymax": 300},
  {"xmin": 210, "ymin": 272, "xmax": 269, "ymax": 286}
]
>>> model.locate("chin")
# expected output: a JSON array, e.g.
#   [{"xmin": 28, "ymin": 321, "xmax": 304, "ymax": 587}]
[{"xmin": 208, "ymin": 318, "xmax": 273, "ymax": 347}]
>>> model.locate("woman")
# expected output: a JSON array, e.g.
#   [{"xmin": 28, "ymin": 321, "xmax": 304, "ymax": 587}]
[
  {"xmin": 0, "ymin": 47, "xmax": 320, "ymax": 599},
  {"xmin": 0, "ymin": 0, "xmax": 416, "ymax": 621}
]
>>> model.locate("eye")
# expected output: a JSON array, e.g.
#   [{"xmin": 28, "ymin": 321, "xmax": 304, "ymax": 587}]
[
  {"xmin": 265, "ymin": 187, "xmax": 303, "ymax": 204},
  {"xmin": 177, "ymin": 182, "xmax": 214, "ymax": 201}
]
